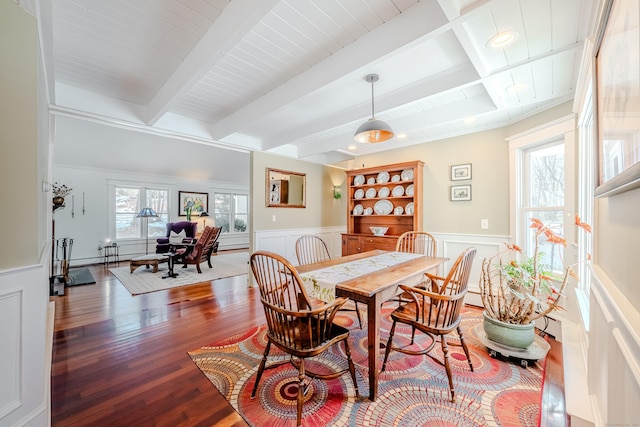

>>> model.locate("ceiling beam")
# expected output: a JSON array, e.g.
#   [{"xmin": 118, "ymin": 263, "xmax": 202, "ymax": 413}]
[
  {"xmin": 260, "ymin": 63, "xmax": 482, "ymax": 150},
  {"xmin": 145, "ymin": 0, "xmax": 280, "ymax": 126}
]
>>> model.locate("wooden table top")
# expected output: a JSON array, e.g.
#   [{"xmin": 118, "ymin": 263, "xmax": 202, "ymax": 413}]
[{"xmin": 296, "ymin": 250, "xmax": 448, "ymax": 298}]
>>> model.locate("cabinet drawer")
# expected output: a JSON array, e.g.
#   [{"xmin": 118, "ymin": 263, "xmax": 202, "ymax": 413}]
[{"xmin": 361, "ymin": 236, "xmax": 397, "ymax": 252}]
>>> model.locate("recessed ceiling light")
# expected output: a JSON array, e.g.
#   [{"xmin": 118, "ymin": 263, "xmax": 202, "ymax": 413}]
[
  {"xmin": 487, "ymin": 30, "xmax": 519, "ymax": 48},
  {"xmin": 396, "ymin": 133, "xmax": 407, "ymax": 139},
  {"xmin": 463, "ymin": 117, "xmax": 476, "ymax": 124},
  {"xmin": 506, "ymin": 82, "xmax": 527, "ymax": 93},
  {"xmin": 348, "ymin": 145, "xmax": 357, "ymax": 151}
]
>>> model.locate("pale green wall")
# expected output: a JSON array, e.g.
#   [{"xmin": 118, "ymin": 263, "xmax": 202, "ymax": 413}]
[
  {"xmin": 348, "ymin": 128, "xmax": 511, "ymax": 235},
  {"xmin": 0, "ymin": 3, "xmax": 39, "ymax": 269},
  {"xmin": 250, "ymin": 151, "xmax": 346, "ymax": 233}
]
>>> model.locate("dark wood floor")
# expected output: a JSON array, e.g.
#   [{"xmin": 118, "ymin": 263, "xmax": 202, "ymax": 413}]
[{"xmin": 51, "ymin": 254, "xmax": 567, "ymax": 426}]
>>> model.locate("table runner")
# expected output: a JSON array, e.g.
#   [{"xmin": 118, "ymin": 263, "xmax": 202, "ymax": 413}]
[{"xmin": 299, "ymin": 251, "xmax": 423, "ymax": 302}]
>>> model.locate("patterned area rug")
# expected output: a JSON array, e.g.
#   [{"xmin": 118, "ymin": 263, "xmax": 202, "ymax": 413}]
[
  {"xmin": 110, "ymin": 251, "xmax": 249, "ymax": 295},
  {"xmin": 189, "ymin": 306, "xmax": 546, "ymax": 426}
]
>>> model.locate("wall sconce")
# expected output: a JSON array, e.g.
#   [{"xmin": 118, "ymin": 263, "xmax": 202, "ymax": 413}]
[{"xmin": 333, "ymin": 185, "xmax": 342, "ymax": 200}]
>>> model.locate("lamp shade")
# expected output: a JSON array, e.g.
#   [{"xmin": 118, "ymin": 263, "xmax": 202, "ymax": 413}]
[
  {"xmin": 136, "ymin": 207, "xmax": 158, "ymax": 218},
  {"xmin": 353, "ymin": 118, "xmax": 394, "ymax": 143}
]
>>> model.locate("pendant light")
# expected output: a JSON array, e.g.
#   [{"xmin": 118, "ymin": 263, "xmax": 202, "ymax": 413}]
[{"xmin": 353, "ymin": 74, "xmax": 394, "ymax": 143}]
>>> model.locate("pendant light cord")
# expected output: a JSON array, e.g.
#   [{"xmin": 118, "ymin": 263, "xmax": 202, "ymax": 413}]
[{"xmin": 370, "ymin": 79, "xmax": 375, "ymax": 118}]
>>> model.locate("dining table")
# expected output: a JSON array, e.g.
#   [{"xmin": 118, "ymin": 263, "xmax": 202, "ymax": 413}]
[{"xmin": 296, "ymin": 249, "xmax": 448, "ymax": 401}]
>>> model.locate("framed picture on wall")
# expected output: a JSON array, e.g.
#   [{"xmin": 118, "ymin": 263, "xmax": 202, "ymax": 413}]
[
  {"xmin": 451, "ymin": 163, "xmax": 472, "ymax": 181},
  {"xmin": 450, "ymin": 185, "xmax": 471, "ymax": 201},
  {"xmin": 178, "ymin": 191, "xmax": 208, "ymax": 216}
]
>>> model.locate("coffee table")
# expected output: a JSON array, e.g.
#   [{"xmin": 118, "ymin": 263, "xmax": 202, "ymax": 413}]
[{"xmin": 129, "ymin": 254, "xmax": 169, "ymax": 273}]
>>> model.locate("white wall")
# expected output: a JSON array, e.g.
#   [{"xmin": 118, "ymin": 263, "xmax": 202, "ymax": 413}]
[{"xmin": 53, "ymin": 165, "xmax": 249, "ymax": 265}]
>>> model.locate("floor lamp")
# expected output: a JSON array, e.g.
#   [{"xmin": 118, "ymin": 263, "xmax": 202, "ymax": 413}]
[{"xmin": 136, "ymin": 207, "xmax": 158, "ymax": 255}]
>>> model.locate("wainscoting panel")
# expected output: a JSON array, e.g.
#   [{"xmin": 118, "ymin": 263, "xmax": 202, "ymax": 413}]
[
  {"xmin": 253, "ymin": 227, "xmax": 346, "ymax": 264},
  {"xmin": 0, "ymin": 290, "xmax": 21, "ymax": 418},
  {"xmin": 585, "ymin": 265, "xmax": 640, "ymax": 427},
  {"xmin": 0, "ymin": 261, "xmax": 49, "ymax": 426},
  {"xmin": 431, "ymin": 233, "xmax": 509, "ymax": 307}
]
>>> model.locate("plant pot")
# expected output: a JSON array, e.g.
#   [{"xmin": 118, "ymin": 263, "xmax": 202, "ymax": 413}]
[
  {"xmin": 53, "ymin": 196, "xmax": 65, "ymax": 211},
  {"xmin": 482, "ymin": 310, "xmax": 535, "ymax": 349}
]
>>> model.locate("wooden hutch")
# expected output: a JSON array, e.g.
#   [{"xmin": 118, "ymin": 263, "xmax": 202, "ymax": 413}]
[{"xmin": 342, "ymin": 160, "xmax": 424, "ymax": 256}]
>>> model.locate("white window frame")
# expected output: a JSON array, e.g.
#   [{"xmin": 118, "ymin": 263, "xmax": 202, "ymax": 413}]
[
  {"xmin": 213, "ymin": 190, "xmax": 249, "ymax": 235},
  {"xmin": 108, "ymin": 180, "xmax": 171, "ymax": 241},
  {"xmin": 576, "ymin": 88, "xmax": 596, "ymax": 330},
  {"xmin": 507, "ymin": 115, "xmax": 578, "ymax": 319}
]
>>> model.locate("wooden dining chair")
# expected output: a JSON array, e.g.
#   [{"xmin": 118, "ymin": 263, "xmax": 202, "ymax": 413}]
[
  {"xmin": 381, "ymin": 247, "xmax": 476, "ymax": 403},
  {"xmin": 295, "ymin": 235, "xmax": 362, "ymax": 329},
  {"xmin": 395, "ymin": 231, "xmax": 437, "ymax": 256},
  {"xmin": 394, "ymin": 231, "xmax": 438, "ymax": 305},
  {"xmin": 250, "ymin": 251, "xmax": 359, "ymax": 427}
]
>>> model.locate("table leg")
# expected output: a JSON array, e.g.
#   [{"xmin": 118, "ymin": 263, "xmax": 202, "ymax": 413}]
[
  {"xmin": 162, "ymin": 254, "xmax": 178, "ymax": 279},
  {"xmin": 366, "ymin": 294, "xmax": 382, "ymax": 401}
]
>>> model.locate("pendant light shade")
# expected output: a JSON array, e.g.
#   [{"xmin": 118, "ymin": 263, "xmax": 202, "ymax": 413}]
[{"xmin": 354, "ymin": 74, "xmax": 394, "ymax": 143}]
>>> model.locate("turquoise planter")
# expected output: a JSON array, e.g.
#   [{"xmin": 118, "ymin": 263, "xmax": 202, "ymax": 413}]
[{"xmin": 482, "ymin": 311, "xmax": 535, "ymax": 349}]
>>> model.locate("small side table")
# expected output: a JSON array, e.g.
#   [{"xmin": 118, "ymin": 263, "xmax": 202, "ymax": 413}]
[{"xmin": 101, "ymin": 242, "xmax": 120, "ymax": 267}]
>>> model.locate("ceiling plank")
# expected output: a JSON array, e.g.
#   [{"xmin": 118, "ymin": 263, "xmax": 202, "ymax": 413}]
[
  {"xmin": 145, "ymin": 0, "xmax": 280, "ymax": 125},
  {"xmin": 208, "ymin": 0, "xmax": 450, "ymax": 141}
]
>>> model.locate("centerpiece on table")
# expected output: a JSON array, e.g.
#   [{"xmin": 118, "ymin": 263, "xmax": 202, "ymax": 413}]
[{"xmin": 479, "ymin": 215, "xmax": 592, "ymax": 349}]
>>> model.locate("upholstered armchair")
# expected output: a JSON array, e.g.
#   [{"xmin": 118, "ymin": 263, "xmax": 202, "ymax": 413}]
[{"xmin": 155, "ymin": 221, "xmax": 198, "ymax": 254}]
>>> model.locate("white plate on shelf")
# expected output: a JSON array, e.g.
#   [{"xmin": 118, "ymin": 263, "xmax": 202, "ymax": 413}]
[
  {"xmin": 364, "ymin": 207, "xmax": 373, "ymax": 215},
  {"xmin": 353, "ymin": 204, "xmax": 363, "ymax": 215},
  {"xmin": 354, "ymin": 188, "xmax": 365, "ymax": 199},
  {"xmin": 391, "ymin": 174, "xmax": 401, "ymax": 182},
  {"xmin": 394, "ymin": 206, "xmax": 404, "ymax": 215},
  {"xmin": 367, "ymin": 177, "xmax": 376, "ymax": 185},
  {"xmin": 354, "ymin": 175, "xmax": 365, "ymax": 186},
  {"xmin": 374, "ymin": 199, "xmax": 393, "ymax": 215},
  {"xmin": 401, "ymin": 169, "xmax": 414, "ymax": 181},
  {"xmin": 406, "ymin": 184, "xmax": 414, "ymax": 196},
  {"xmin": 365, "ymin": 188, "xmax": 377, "ymax": 199},
  {"xmin": 405, "ymin": 202, "xmax": 414, "ymax": 215},
  {"xmin": 378, "ymin": 187, "xmax": 390, "ymax": 198},
  {"xmin": 392, "ymin": 185, "xmax": 404, "ymax": 197},
  {"xmin": 377, "ymin": 171, "xmax": 390, "ymax": 183}
]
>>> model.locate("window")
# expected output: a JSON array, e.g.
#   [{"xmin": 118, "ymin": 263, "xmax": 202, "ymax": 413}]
[
  {"xmin": 522, "ymin": 140, "xmax": 565, "ymax": 272},
  {"xmin": 214, "ymin": 192, "xmax": 248, "ymax": 233},
  {"xmin": 114, "ymin": 186, "xmax": 169, "ymax": 239}
]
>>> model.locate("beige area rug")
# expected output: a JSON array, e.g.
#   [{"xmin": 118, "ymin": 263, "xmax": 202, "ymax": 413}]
[{"xmin": 110, "ymin": 251, "xmax": 249, "ymax": 295}]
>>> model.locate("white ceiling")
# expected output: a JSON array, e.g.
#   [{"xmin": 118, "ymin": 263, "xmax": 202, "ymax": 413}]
[{"xmin": 31, "ymin": 0, "xmax": 597, "ymax": 167}]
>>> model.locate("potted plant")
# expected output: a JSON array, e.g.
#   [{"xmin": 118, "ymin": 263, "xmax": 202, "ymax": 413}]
[
  {"xmin": 52, "ymin": 182, "xmax": 73, "ymax": 211},
  {"xmin": 479, "ymin": 215, "xmax": 591, "ymax": 349}
]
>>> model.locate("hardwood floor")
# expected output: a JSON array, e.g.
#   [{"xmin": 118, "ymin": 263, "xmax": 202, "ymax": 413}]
[
  {"xmin": 51, "ymin": 255, "xmax": 567, "ymax": 426},
  {"xmin": 51, "ymin": 258, "xmax": 262, "ymax": 426}
]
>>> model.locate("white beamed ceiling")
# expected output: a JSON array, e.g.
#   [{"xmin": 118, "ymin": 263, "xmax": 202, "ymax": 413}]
[{"xmin": 39, "ymin": 0, "xmax": 597, "ymax": 166}]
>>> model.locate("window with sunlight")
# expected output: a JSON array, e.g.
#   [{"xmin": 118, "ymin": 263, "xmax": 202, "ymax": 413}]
[
  {"xmin": 523, "ymin": 140, "xmax": 565, "ymax": 272},
  {"xmin": 214, "ymin": 193, "xmax": 248, "ymax": 233},
  {"xmin": 115, "ymin": 186, "xmax": 169, "ymax": 240}
]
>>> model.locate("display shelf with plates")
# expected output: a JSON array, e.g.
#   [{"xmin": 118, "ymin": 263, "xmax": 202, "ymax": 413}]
[{"xmin": 344, "ymin": 160, "xmax": 424, "ymax": 256}]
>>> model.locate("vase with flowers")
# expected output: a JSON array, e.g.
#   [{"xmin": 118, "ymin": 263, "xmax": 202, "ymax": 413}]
[
  {"xmin": 52, "ymin": 182, "xmax": 73, "ymax": 211},
  {"xmin": 479, "ymin": 215, "xmax": 592, "ymax": 349}
]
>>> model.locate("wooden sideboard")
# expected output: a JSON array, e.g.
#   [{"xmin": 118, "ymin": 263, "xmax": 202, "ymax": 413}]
[{"xmin": 342, "ymin": 160, "xmax": 424, "ymax": 256}]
